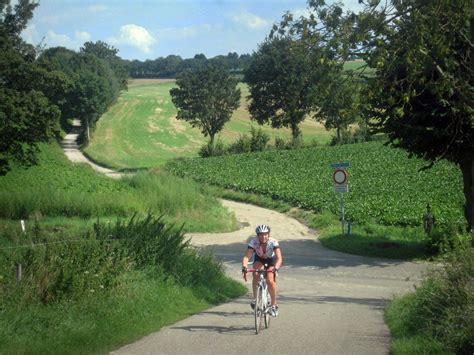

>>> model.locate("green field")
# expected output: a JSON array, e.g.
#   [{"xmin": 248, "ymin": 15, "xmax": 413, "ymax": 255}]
[
  {"xmin": 166, "ymin": 141, "xmax": 465, "ymax": 228},
  {"xmin": 85, "ymin": 80, "xmax": 332, "ymax": 169}
]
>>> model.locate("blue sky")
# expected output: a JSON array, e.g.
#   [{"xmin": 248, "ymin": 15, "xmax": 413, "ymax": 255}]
[{"xmin": 22, "ymin": 0, "xmax": 362, "ymax": 61}]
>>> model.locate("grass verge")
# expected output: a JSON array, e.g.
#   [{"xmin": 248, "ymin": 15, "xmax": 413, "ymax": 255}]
[
  {"xmin": 384, "ymin": 248, "xmax": 474, "ymax": 354},
  {"xmin": 0, "ymin": 272, "xmax": 246, "ymax": 354}
]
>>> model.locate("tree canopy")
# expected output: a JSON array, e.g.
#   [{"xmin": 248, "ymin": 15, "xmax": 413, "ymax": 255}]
[
  {"xmin": 0, "ymin": 0, "xmax": 63, "ymax": 174},
  {"xmin": 270, "ymin": 0, "xmax": 473, "ymax": 231},
  {"xmin": 245, "ymin": 36, "xmax": 317, "ymax": 139},
  {"xmin": 170, "ymin": 65, "xmax": 241, "ymax": 145},
  {"xmin": 360, "ymin": 1, "xmax": 474, "ymax": 231}
]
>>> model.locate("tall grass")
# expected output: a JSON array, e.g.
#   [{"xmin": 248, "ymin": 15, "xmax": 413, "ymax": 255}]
[
  {"xmin": 0, "ymin": 142, "xmax": 236, "ymax": 233},
  {"xmin": 0, "ymin": 215, "xmax": 246, "ymax": 353},
  {"xmin": 385, "ymin": 247, "xmax": 474, "ymax": 354}
]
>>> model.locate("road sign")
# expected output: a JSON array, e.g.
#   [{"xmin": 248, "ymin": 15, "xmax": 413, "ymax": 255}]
[
  {"xmin": 333, "ymin": 169, "xmax": 348, "ymax": 185},
  {"xmin": 330, "ymin": 162, "xmax": 350, "ymax": 169},
  {"xmin": 334, "ymin": 185, "xmax": 349, "ymax": 193}
]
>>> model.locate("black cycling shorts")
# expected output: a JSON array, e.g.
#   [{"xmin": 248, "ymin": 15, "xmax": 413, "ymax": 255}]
[{"xmin": 253, "ymin": 254, "xmax": 275, "ymax": 267}]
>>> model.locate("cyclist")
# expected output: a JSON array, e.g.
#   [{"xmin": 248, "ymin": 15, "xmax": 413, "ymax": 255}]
[{"xmin": 242, "ymin": 224, "xmax": 282, "ymax": 316}]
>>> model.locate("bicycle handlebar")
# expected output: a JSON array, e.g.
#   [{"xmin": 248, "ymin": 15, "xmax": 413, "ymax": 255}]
[{"xmin": 243, "ymin": 267, "xmax": 277, "ymax": 282}]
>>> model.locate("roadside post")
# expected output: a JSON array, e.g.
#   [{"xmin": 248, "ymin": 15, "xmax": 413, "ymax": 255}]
[
  {"xmin": 17, "ymin": 220, "xmax": 26, "ymax": 281},
  {"xmin": 331, "ymin": 162, "xmax": 350, "ymax": 235}
]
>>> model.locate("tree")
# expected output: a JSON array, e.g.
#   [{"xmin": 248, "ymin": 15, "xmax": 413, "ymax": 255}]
[
  {"xmin": 275, "ymin": 0, "xmax": 474, "ymax": 231},
  {"xmin": 315, "ymin": 73, "xmax": 359, "ymax": 143},
  {"xmin": 358, "ymin": 1, "xmax": 474, "ymax": 232},
  {"xmin": 170, "ymin": 65, "xmax": 240, "ymax": 145},
  {"xmin": 245, "ymin": 36, "xmax": 317, "ymax": 140},
  {"xmin": 0, "ymin": 0, "xmax": 63, "ymax": 174},
  {"xmin": 81, "ymin": 40, "xmax": 128, "ymax": 91}
]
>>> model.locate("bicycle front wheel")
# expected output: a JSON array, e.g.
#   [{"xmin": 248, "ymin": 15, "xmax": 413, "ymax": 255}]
[
  {"xmin": 254, "ymin": 286, "xmax": 265, "ymax": 334},
  {"xmin": 264, "ymin": 288, "xmax": 271, "ymax": 329}
]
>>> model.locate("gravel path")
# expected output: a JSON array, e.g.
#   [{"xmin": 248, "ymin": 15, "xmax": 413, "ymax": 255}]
[{"xmin": 61, "ymin": 119, "xmax": 125, "ymax": 179}]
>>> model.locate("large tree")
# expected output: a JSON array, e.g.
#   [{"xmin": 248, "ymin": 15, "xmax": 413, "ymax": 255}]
[
  {"xmin": 272, "ymin": 0, "xmax": 474, "ymax": 232},
  {"xmin": 81, "ymin": 40, "xmax": 128, "ymax": 91},
  {"xmin": 315, "ymin": 72, "xmax": 359, "ymax": 142},
  {"xmin": 0, "ymin": 0, "xmax": 63, "ymax": 174},
  {"xmin": 358, "ymin": 1, "xmax": 474, "ymax": 232},
  {"xmin": 170, "ymin": 65, "xmax": 240, "ymax": 145},
  {"xmin": 245, "ymin": 36, "xmax": 316, "ymax": 140}
]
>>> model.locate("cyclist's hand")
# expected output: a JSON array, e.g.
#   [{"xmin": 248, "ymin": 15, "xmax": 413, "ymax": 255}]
[
  {"xmin": 241, "ymin": 266, "xmax": 248, "ymax": 274},
  {"xmin": 273, "ymin": 267, "xmax": 279, "ymax": 276}
]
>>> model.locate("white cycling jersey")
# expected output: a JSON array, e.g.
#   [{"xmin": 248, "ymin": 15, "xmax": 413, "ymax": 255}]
[{"xmin": 248, "ymin": 237, "xmax": 280, "ymax": 259}]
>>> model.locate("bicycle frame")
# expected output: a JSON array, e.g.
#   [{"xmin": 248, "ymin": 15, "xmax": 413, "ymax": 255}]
[{"xmin": 244, "ymin": 267, "xmax": 275, "ymax": 334}]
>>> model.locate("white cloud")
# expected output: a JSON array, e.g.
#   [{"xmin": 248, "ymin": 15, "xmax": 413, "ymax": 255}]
[
  {"xmin": 46, "ymin": 30, "xmax": 73, "ymax": 47},
  {"xmin": 232, "ymin": 12, "xmax": 269, "ymax": 29},
  {"xmin": 75, "ymin": 30, "xmax": 91, "ymax": 42},
  {"xmin": 109, "ymin": 24, "xmax": 156, "ymax": 53},
  {"xmin": 88, "ymin": 5, "xmax": 108, "ymax": 13},
  {"xmin": 22, "ymin": 24, "xmax": 39, "ymax": 44}
]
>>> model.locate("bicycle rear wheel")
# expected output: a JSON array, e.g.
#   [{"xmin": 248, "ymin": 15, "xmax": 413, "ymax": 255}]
[{"xmin": 254, "ymin": 286, "xmax": 265, "ymax": 334}]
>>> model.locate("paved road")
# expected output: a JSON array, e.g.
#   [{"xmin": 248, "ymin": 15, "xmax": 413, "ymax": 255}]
[{"xmin": 112, "ymin": 200, "xmax": 430, "ymax": 355}]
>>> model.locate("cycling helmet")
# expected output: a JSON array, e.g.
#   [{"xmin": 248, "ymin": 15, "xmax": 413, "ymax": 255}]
[{"xmin": 256, "ymin": 224, "xmax": 271, "ymax": 234}]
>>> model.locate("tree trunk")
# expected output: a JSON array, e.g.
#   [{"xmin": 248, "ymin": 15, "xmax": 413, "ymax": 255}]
[
  {"xmin": 291, "ymin": 122, "xmax": 301, "ymax": 140},
  {"xmin": 209, "ymin": 134, "xmax": 215, "ymax": 146},
  {"xmin": 459, "ymin": 159, "xmax": 474, "ymax": 233}
]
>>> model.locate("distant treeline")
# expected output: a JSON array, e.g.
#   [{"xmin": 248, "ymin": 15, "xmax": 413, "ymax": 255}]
[{"xmin": 124, "ymin": 52, "xmax": 253, "ymax": 78}]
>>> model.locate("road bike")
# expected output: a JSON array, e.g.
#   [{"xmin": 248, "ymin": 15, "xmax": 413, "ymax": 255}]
[{"xmin": 243, "ymin": 266, "xmax": 275, "ymax": 334}]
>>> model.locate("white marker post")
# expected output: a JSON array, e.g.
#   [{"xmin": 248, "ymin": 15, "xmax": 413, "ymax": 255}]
[
  {"xmin": 17, "ymin": 220, "xmax": 26, "ymax": 281},
  {"xmin": 331, "ymin": 162, "xmax": 350, "ymax": 235}
]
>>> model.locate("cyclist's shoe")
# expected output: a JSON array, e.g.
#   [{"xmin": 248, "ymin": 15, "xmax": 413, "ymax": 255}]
[
  {"xmin": 270, "ymin": 305, "xmax": 279, "ymax": 317},
  {"xmin": 250, "ymin": 300, "xmax": 256, "ymax": 310}
]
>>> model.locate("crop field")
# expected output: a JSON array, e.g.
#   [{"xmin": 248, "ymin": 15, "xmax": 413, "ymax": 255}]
[
  {"xmin": 85, "ymin": 81, "xmax": 332, "ymax": 170},
  {"xmin": 166, "ymin": 141, "xmax": 465, "ymax": 228}
]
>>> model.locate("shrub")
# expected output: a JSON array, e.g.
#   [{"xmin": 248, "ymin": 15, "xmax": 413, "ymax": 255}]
[
  {"xmin": 0, "ymin": 230, "xmax": 126, "ymax": 305},
  {"xmin": 249, "ymin": 126, "xmax": 269, "ymax": 152},
  {"xmin": 228, "ymin": 134, "xmax": 251, "ymax": 154},
  {"xmin": 93, "ymin": 214, "xmax": 227, "ymax": 288},
  {"xmin": 274, "ymin": 136, "xmax": 287, "ymax": 150},
  {"xmin": 198, "ymin": 140, "xmax": 227, "ymax": 157},
  {"xmin": 425, "ymin": 228, "xmax": 472, "ymax": 255},
  {"xmin": 386, "ymin": 247, "xmax": 474, "ymax": 354}
]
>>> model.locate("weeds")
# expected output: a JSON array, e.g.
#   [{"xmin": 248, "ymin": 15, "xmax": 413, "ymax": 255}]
[{"xmin": 385, "ymin": 247, "xmax": 474, "ymax": 354}]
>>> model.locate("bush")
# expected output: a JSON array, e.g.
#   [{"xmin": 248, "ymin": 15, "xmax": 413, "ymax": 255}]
[
  {"xmin": 227, "ymin": 134, "xmax": 251, "ymax": 154},
  {"xmin": 386, "ymin": 247, "xmax": 474, "ymax": 354},
  {"xmin": 274, "ymin": 136, "xmax": 304, "ymax": 150},
  {"xmin": 0, "ymin": 230, "xmax": 126, "ymax": 305},
  {"xmin": 93, "ymin": 214, "xmax": 227, "ymax": 288},
  {"xmin": 249, "ymin": 126, "xmax": 269, "ymax": 152},
  {"xmin": 425, "ymin": 227, "xmax": 472, "ymax": 255},
  {"xmin": 198, "ymin": 140, "xmax": 227, "ymax": 157}
]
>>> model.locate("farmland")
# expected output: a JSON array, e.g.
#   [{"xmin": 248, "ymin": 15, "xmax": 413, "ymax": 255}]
[
  {"xmin": 166, "ymin": 141, "xmax": 465, "ymax": 228},
  {"xmin": 84, "ymin": 80, "xmax": 332, "ymax": 170}
]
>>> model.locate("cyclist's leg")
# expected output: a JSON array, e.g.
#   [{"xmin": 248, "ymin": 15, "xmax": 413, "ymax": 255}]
[
  {"xmin": 265, "ymin": 258, "xmax": 277, "ymax": 306},
  {"xmin": 252, "ymin": 260, "xmax": 264, "ymax": 298}
]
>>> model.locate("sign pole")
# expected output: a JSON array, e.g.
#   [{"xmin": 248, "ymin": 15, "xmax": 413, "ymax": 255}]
[
  {"xmin": 341, "ymin": 194, "xmax": 345, "ymax": 235},
  {"xmin": 331, "ymin": 162, "xmax": 350, "ymax": 236}
]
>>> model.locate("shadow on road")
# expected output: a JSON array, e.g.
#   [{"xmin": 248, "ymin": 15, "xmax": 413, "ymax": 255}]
[
  {"xmin": 278, "ymin": 294, "xmax": 388, "ymax": 308},
  {"xmin": 199, "ymin": 238, "xmax": 413, "ymax": 270},
  {"xmin": 170, "ymin": 324, "xmax": 254, "ymax": 335}
]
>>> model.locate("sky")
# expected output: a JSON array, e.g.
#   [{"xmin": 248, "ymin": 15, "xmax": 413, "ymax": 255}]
[{"xmin": 21, "ymin": 0, "xmax": 363, "ymax": 61}]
